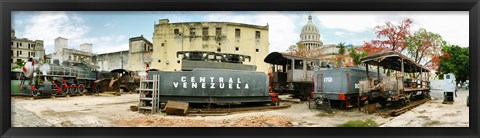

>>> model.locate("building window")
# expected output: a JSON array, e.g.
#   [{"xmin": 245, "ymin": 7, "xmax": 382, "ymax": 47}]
[
  {"xmin": 161, "ymin": 43, "xmax": 164, "ymax": 46},
  {"xmin": 16, "ymin": 51, "xmax": 18, "ymax": 57},
  {"xmin": 255, "ymin": 31, "xmax": 261, "ymax": 38},
  {"xmin": 235, "ymin": 29, "xmax": 241, "ymax": 37},
  {"xmin": 16, "ymin": 43, "xmax": 19, "ymax": 48},
  {"xmin": 256, "ymin": 49, "xmax": 259, "ymax": 52},
  {"xmin": 11, "ymin": 50, "xmax": 13, "ymax": 56},
  {"xmin": 11, "ymin": 42, "xmax": 13, "ymax": 46},
  {"xmin": 20, "ymin": 43, "xmax": 22, "ymax": 46},
  {"xmin": 177, "ymin": 60, "xmax": 181, "ymax": 64},
  {"xmin": 202, "ymin": 27, "xmax": 208, "ymax": 36},
  {"xmin": 158, "ymin": 60, "xmax": 161, "ymax": 63},
  {"xmin": 190, "ymin": 28, "xmax": 196, "ymax": 36},
  {"xmin": 174, "ymin": 29, "xmax": 179, "ymax": 35},
  {"xmin": 216, "ymin": 28, "xmax": 222, "ymax": 36},
  {"xmin": 17, "ymin": 59, "xmax": 22, "ymax": 62},
  {"xmin": 217, "ymin": 48, "xmax": 221, "ymax": 52},
  {"xmin": 218, "ymin": 43, "xmax": 221, "ymax": 46},
  {"xmin": 235, "ymin": 47, "xmax": 239, "ymax": 51},
  {"xmin": 19, "ymin": 51, "xmax": 22, "ymax": 55}
]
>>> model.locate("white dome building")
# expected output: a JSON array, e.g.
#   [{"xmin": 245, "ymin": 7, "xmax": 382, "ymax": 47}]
[{"xmin": 298, "ymin": 15, "xmax": 323, "ymax": 50}]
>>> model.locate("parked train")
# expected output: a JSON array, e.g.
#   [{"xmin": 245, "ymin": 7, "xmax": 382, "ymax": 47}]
[
  {"xmin": 12, "ymin": 58, "xmax": 102, "ymax": 96},
  {"xmin": 143, "ymin": 51, "xmax": 276, "ymax": 105},
  {"xmin": 311, "ymin": 66, "xmax": 382, "ymax": 110},
  {"xmin": 358, "ymin": 51, "xmax": 431, "ymax": 106},
  {"xmin": 311, "ymin": 51, "xmax": 431, "ymax": 111},
  {"xmin": 264, "ymin": 52, "xmax": 333, "ymax": 100}
]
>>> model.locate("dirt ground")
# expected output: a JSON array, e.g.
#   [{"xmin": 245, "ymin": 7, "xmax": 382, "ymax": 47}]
[
  {"xmin": 380, "ymin": 89, "xmax": 469, "ymax": 127},
  {"xmin": 11, "ymin": 89, "xmax": 469, "ymax": 127}
]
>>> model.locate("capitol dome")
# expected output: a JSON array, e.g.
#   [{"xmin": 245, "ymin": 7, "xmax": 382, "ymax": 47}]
[
  {"xmin": 299, "ymin": 15, "xmax": 323, "ymax": 50},
  {"xmin": 301, "ymin": 15, "xmax": 320, "ymax": 34}
]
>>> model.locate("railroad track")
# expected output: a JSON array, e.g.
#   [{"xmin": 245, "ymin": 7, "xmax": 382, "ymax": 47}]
[
  {"xmin": 388, "ymin": 98, "xmax": 430, "ymax": 116},
  {"xmin": 188, "ymin": 104, "xmax": 291, "ymax": 115}
]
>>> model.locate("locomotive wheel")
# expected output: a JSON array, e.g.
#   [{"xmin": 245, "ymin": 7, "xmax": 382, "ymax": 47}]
[
  {"xmin": 61, "ymin": 84, "xmax": 69, "ymax": 95},
  {"xmin": 31, "ymin": 90, "xmax": 40, "ymax": 97},
  {"xmin": 50, "ymin": 84, "xmax": 58, "ymax": 96},
  {"xmin": 78, "ymin": 84, "xmax": 85, "ymax": 94},
  {"xmin": 70, "ymin": 84, "xmax": 77, "ymax": 94}
]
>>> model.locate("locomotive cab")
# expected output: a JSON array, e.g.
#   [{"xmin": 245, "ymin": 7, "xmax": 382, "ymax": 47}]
[{"xmin": 264, "ymin": 52, "xmax": 319, "ymax": 99}]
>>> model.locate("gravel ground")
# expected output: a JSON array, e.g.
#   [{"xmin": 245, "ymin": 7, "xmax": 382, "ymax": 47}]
[
  {"xmin": 11, "ymin": 90, "xmax": 469, "ymax": 127},
  {"xmin": 381, "ymin": 89, "xmax": 469, "ymax": 127}
]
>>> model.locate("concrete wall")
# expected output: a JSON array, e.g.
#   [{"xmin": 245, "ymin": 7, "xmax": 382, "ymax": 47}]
[
  {"xmin": 151, "ymin": 20, "xmax": 270, "ymax": 73},
  {"xmin": 80, "ymin": 43, "xmax": 92, "ymax": 53},
  {"xmin": 128, "ymin": 36, "xmax": 153, "ymax": 73},
  {"xmin": 93, "ymin": 51, "xmax": 129, "ymax": 71}
]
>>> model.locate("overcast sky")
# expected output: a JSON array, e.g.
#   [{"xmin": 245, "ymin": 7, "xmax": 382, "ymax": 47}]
[{"xmin": 12, "ymin": 11, "xmax": 469, "ymax": 54}]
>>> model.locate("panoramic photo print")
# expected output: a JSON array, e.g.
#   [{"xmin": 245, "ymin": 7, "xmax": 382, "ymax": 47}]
[{"xmin": 10, "ymin": 11, "xmax": 469, "ymax": 127}]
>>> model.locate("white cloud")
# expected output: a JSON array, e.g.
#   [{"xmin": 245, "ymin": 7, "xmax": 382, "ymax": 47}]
[
  {"xmin": 314, "ymin": 11, "xmax": 469, "ymax": 47},
  {"xmin": 334, "ymin": 31, "xmax": 346, "ymax": 36},
  {"xmin": 15, "ymin": 11, "xmax": 129, "ymax": 54}
]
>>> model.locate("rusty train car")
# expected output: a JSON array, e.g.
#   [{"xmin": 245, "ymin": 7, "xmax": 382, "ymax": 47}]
[{"xmin": 358, "ymin": 51, "xmax": 431, "ymax": 106}]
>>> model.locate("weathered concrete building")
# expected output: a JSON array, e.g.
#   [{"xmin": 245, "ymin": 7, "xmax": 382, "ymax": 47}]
[
  {"xmin": 128, "ymin": 35, "xmax": 153, "ymax": 73},
  {"xmin": 93, "ymin": 50, "xmax": 129, "ymax": 71},
  {"xmin": 151, "ymin": 19, "xmax": 270, "ymax": 73},
  {"xmin": 11, "ymin": 29, "xmax": 45, "ymax": 66},
  {"xmin": 49, "ymin": 37, "xmax": 93, "ymax": 65}
]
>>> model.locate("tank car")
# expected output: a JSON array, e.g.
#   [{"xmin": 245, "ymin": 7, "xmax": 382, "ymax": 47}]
[
  {"xmin": 143, "ymin": 51, "xmax": 274, "ymax": 105},
  {"xmin": 311, "ymin": 66, "xmax": 382, "ymax": 110}
]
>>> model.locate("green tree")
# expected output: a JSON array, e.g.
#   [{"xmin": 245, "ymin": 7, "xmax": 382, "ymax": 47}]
[
  {"xmin": 12, "ymin": 60, "xmax": 25, "ymax": 69},
  {"xmin": 438, "ymin": 45, "xmax": 469, "ymax": 85},
  {"xmin": 405, "ymin": 28, "xmax": 446, "ymax": 73},
  {"xmin": 337, "ymin": 42, "xmax": 346, "ymax": 56},
  {"xmin": 348, "ymin": 46, "xmax": 367, "ymax": 66}
]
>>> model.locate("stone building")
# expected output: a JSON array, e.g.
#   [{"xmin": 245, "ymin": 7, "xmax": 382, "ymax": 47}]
[
  {"xmin": 92, "ymin": 50, "xmax": 129, "ymax": 71},
  {"xmin": 298, "ymin": 15, "xmax": 323, "ymax": 51},
  {"xmin": 128, "ymin": 35, "xmax": 153, "ymax": 73},
  {"xmin": 297, "ymin": 15, "xmax": 362, "ymax": 67},
  {"xmin": 11, "ymin": 29, "xmax": 45, "ymax": 66},
  {"xmin": 49, "ymin": 37, "xmax": 93, "ymax": 65},
  {"xmin": 150, "ymin": 19, "xmax": 270, "ymax": 73}
]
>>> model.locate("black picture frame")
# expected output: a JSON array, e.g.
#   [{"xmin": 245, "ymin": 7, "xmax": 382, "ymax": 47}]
[{"xmin": 1, "ymin": 0, "xmax": 478, "ymax": 138}]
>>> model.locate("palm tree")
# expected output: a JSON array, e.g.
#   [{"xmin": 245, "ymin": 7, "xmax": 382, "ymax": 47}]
[
  {"xmin": 338, "ymin": 42, "xmax": 346, "ymax": 56},
  {"xmin": 349, "ymin": 46, "xmax": 367, "ymax": 66}
]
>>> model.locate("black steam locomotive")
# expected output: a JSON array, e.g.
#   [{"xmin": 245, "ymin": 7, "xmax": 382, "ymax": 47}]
[{"xmin": 18, "ymin": 59, "xmax": 103, "ymax": 97}]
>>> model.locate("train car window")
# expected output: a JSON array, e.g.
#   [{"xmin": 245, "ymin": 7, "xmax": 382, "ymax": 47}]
[
  {"xmin": 306, "ymin": 61, "xmax": 313, "ymax": 70},
  {"xmin": 294, "ymin": 60, "xmax": 303, "ymax": 70},
  {"xmin": 446, "ymin": 75, "xmax": 450, "ymax": 79},
  {"xmin": 287, "ymin": 60, "xmax": 292, "ymax": 70}
]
